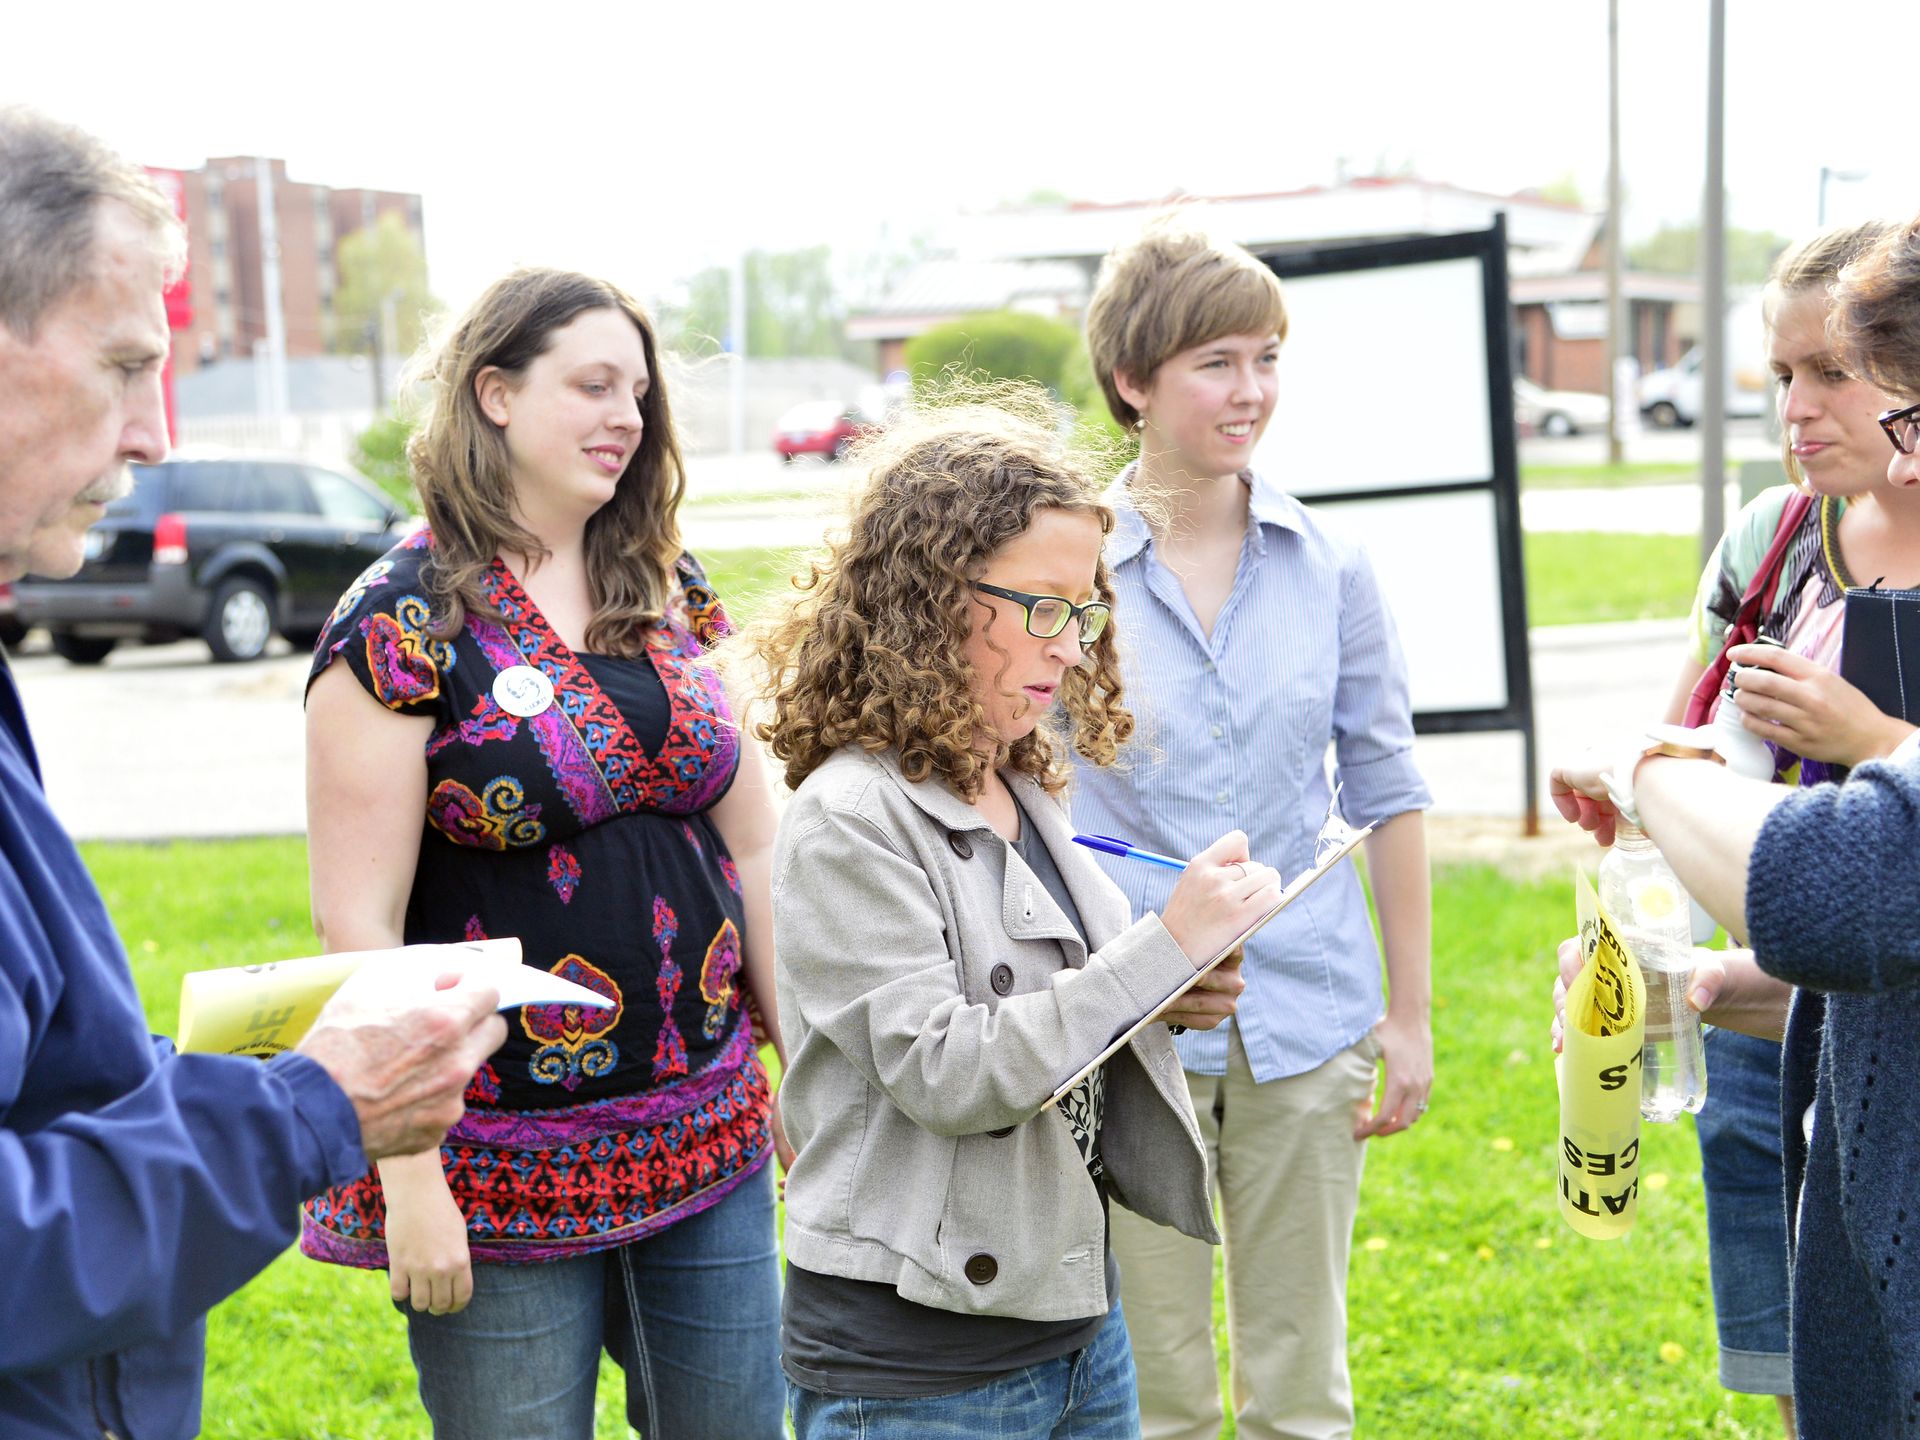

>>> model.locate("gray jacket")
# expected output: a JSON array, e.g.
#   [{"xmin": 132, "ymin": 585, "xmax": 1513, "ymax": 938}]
[{"xmin": 772, "ymin": 745, "xmax": 1219, "ymax": 1323}]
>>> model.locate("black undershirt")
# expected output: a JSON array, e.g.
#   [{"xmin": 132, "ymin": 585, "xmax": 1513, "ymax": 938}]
[{"xmin": 781, "ymin": 797, "xmax": 1116, "ymax": 1398}]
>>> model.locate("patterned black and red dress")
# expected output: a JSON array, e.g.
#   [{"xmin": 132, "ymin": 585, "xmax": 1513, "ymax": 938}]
[{"xmin": 299, "ymin": 530, "xmax": 770, "ymax": 1267}]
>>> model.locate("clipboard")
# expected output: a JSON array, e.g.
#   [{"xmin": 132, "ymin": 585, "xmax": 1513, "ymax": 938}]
[
  {"xmin": 1041, "ymin": 819, "xmax": 1374, "ymax": 1109},
  {"xmin": 1841, "ymin": 585, "xmax": 1920, "ymax": 725}
]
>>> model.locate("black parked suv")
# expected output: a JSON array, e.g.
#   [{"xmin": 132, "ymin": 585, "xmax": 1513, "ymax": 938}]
[{"xmin": 17, "ymin": 451, "xmax": 415, "ymax": 664}]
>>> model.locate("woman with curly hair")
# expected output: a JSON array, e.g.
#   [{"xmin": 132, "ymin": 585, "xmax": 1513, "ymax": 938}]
[
  {"xmin": 301, "ymin": 268, "xmax": 787, "ymax": 1439},
  {"xmin": 752, "ymin": 398, "xmax": 1278, "ymax": 1439}
]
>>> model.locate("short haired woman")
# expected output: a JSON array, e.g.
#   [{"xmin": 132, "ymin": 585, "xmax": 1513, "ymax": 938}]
[{"xmin": 1074, "ymin": 219, "xmax": 1434, "ymax": 1440}]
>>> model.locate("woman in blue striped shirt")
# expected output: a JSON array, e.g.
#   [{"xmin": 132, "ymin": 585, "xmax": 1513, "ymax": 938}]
[{"xmin": 1072, "ymin": 220, "xmax": 1435, "ymax": 1440}]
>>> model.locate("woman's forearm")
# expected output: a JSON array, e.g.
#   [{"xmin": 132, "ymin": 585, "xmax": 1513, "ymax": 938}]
[
  {"xmin": 1634, "ymin": 756, "xmax": 1793, "ymax": 945},
  {"xmin": 733, "ymin": 845, "xmax": 785, "ymax": 1066},
  {"xmin": 1363, "ymin": 810, "xmax": 1432, "ymax": 1019}
]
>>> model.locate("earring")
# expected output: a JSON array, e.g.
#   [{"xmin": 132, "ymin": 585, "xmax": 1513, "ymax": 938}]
[{"xmin": 1132, "ymin": 417, "xmax": 1146, "ymax": 433}]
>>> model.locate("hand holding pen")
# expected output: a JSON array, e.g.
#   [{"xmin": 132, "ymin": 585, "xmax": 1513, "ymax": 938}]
[{"xmin": 1082, "ymin": 828, "xmax": 1282, "ymax": 972}]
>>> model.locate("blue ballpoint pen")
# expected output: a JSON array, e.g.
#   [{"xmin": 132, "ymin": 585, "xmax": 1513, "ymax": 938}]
[{"xmin": 1071, "ymin": 833, "xmax": 1189, "ymax": 871}]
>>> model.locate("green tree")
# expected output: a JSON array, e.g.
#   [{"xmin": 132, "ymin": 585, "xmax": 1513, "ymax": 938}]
[
  {"xmin": 1535, "ymin": 171, "xmax": 1587, "ymax": 207},
  {"xmin": 332, "ymin": 213, "xmax": 437, "ymax": 359},
  {"xmin": 902, "ymin": 311, "xmax": 1080, "ymax": 399},
  {"xmin": 1630, "ymin": 223, "xmax": 1792, "ymax": 286},
  {"xmin": 671, "ymin": 246, "xmax": 848, "ymax": 359},
  {"xmin": 351, "ymin": 411, "xmax": 415, "ymax": 509},
  {"xmin": 903, "ymin": 311, "xmax": 1119, "ymax": 443}
]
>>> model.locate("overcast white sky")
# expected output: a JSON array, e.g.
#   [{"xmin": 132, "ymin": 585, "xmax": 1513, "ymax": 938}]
[{"xmin": 6, "ymin": 0, "xmax": 1911, "ymax": 311}]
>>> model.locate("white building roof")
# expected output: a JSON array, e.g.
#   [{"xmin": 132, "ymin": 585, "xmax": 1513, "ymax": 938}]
[{"xmin": 942, "ymin": 178, "xmax": 1597, "ymax": 264}]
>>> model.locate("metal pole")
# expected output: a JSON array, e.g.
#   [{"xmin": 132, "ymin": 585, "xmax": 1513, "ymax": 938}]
[
  {"xmin": 1818, "ymin": 165, "xmax": 1831, "ymax": 227},
  {"xmin": 367, "ymin": 319, "xmax": 382, "ymax": 414},
  {"xmin": 379, "ymin": 292, "xmax": 400, "ymax": 411},
  {"xmin": 728, "ymin": 251, "xmax": 748, "ymax": 455},
  {"xmin": 254, "ymin": 156, "xmax": 290, "ymax": 424},
  {"xmin": 1700, "ymin": 0, "xmax": 1727, "ymax": 566},
  {"xmin": 1605, "ymin": 0, "xmax": 1625, "ymax": 465}
]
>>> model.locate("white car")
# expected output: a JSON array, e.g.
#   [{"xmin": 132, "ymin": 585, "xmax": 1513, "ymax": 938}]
[{"xmin": 1514, "ymin": 378, "xmax": 1612, "ymax": 438}]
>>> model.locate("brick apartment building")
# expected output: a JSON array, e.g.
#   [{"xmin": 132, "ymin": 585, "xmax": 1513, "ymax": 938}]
[{"xmin": 167, "ymin": 156, "xmax": 423, "ymax": 376}]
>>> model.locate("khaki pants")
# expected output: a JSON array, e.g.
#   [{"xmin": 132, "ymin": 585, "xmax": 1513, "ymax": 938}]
[{"xmin": 1111, "ymin": 1027, "xmax": 1378, "ymax": 1440}]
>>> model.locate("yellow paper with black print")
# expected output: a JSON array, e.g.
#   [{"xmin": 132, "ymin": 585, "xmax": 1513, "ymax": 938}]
[
  {"xmin": 175, "ymin": 937, "xmax": 601, "ymax": 1057},
  {"xmin": 1556, "ymin": 869, "xmax": 1645, "ymax": 1239}
]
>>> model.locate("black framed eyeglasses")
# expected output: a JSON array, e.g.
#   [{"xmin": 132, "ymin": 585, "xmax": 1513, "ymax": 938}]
[
  {"xmin": 1879, "ymin": 401, "xmax": 1920, "ymax": 456},
  {"xmin": 971, "ymin": 581, "xmax": 1112, "ymax": 644}
]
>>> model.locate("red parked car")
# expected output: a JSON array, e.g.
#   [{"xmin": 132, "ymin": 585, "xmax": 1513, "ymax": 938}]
[{"xmin": 774, "ymin": 401, "xmax": 868, "ymax": 462}]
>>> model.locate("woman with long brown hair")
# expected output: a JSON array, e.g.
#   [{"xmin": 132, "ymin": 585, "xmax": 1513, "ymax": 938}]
[
  {"xmin": 1549, "ymin": 213, "xmax": 1920, "ymax": 1437},
  {"xmin": 753, "ymin": 396, "xmax": 1270, "ymax": 1440},
  {"xmin": 1665, "ymin": 220, "xmax": 1916, "ymax": 1437},
  {"xmin": 300, "ymin": 268, "xmax": 786, "ymax": 1439}
]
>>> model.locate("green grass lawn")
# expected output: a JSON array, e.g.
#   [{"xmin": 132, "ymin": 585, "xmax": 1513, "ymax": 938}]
[
  {"xmin": 85, "ymin": 838, "xmax": 1782, "ymax": 1439},
  {"xmin": 702, "ymin": 536, "xmax": 1705, "ymax": 634},
  {"xmin": 1523, "ymin": 532, "xmax": 1701, "ymax": 628},
  {"xmin": 1520, "ymin": 462, "xmax": 1705, "ymax": 491}
]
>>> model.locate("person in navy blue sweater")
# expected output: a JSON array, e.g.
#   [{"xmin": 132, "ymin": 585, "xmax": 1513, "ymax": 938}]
[
  {"xmin": 1552, "ymin": 214, "xmax": 1920, "ymax": 1433},
  {"xmin": 0, "ymin": 107, "xmax": 508, "ymax": 1440}
]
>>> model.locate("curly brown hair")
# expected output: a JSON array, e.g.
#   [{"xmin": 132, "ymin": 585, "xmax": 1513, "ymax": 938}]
[
  {"xmin": 1831, "ymin": 215, "xmax": 1920, "ymax": 402},
  {"xmin": 405, "ymin": 267, "xmax": 689, "ymax": 655},
  {"xmin": 744, "ymin": 394, "xmax": 1133, "ymax": 801}
]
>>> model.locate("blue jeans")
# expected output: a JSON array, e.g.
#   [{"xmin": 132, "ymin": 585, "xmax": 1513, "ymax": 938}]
[
  {"xmin": 401, "ymin": 1160, "xmax": 783, "ymax": 1439},
  {"xmin": 1694, "ymin": 1026, "xmax": 1793, "ymax": 1395},
  {"xmin": 787, "ymin": 1301, "xmax": 1139, "ymax": 1440}
]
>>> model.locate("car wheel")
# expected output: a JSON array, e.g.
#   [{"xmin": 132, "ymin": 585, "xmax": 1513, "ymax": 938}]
[
  {"xmin": 1542, "ymin": 412, "xmax": 1574, "ymax": 438},
  {"xmin": 50, "ymin": 631, "xmax": 116, "ymax": 666},
  {"xmin": 204, "ymin": 576, "xmax": 275, "ymax": 663},
  {"xmin": 1648, "ymin": 401, "xmax": 1680, "ymax": 429}
]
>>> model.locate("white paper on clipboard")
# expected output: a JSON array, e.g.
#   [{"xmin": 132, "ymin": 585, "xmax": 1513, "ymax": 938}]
[{"xmin": 1041, "ymin": 820, "xmax": 1374, "ymax": 1110}]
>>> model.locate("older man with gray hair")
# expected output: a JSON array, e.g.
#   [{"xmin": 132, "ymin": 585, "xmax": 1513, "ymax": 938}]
[{"xmin": 0, "ymin": 108, "xmax": 508, "ymax": 1440}]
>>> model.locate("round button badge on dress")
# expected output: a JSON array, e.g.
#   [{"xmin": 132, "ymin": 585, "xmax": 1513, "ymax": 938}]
[{"xmin": 492, "ymin": 664, "xmax": 555, "ymax": 718}]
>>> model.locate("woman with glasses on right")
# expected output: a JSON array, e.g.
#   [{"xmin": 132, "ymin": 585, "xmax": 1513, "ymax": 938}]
[
  {"xmin": 1550, "ymin": 213, "xmax": 1920, "ymax": 1439},
  {"xmin": 1661, "ymin": 220, "xmax": 1918, "ymax": 1439}
]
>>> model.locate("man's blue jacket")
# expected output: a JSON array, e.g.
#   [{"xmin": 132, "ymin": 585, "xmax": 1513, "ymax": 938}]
[{"xmin": 0, "ymin": 660, "xmax": 367, "ymax": 1438}]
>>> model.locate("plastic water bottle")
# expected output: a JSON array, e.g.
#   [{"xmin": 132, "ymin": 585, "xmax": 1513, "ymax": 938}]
[{"xmin": 1598, "ymin": 821, "xmax": 1708, "ymax": 1122}]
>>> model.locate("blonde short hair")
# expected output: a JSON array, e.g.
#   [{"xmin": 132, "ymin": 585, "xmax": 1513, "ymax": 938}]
[{"xmin": 1084, "ymin": 218, "xmax": 1288, "ymax": 428}]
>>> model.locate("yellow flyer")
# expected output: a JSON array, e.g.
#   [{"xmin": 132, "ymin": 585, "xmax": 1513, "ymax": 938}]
[
  {"xmin": 1556, "ymin": 869, "xmax": 1645, "ymax": 1239},
  {"xmin": 177, "ymin": 938, "xmax": 525, "ymax": 1058}
]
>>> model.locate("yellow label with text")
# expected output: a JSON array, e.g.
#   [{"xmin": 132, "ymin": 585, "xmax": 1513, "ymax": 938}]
[
  {"xmin": 176, "ymin": 939, "xmax": 521, "ymax": 1057},
  {"xmin": 1556, "ymin": 869, "xmax": 1645, "ymax": 1239}
]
